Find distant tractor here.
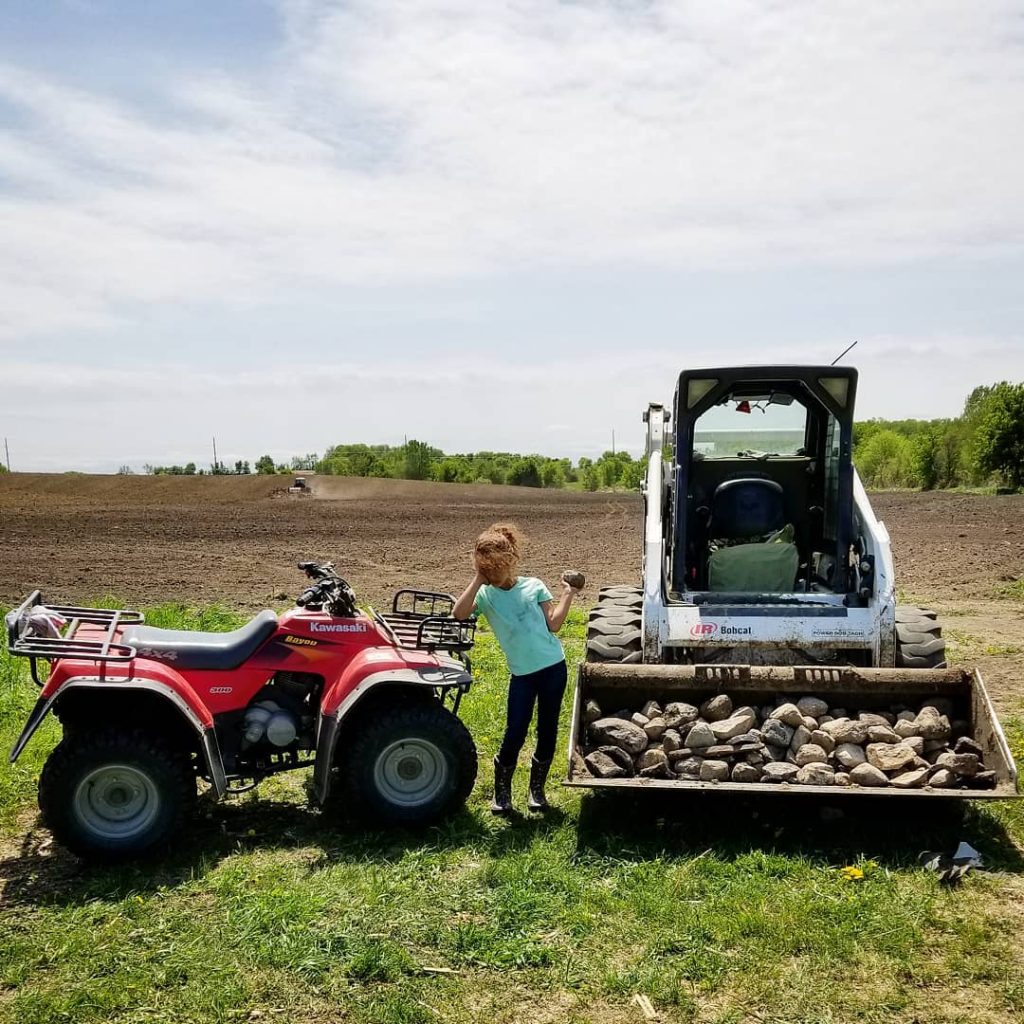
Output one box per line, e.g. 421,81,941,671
288,476,310,496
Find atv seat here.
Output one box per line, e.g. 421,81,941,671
120,609,279,670
707,479,799,593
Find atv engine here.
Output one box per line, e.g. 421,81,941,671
241,672,322,751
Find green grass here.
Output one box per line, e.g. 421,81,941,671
997,578,1024,602
2,604,1024,1023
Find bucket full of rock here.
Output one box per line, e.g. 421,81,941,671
566,663,1019,799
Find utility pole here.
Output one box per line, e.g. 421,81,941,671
3,437,10,472
212,436,219,473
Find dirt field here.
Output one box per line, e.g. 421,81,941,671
1,475,1021,610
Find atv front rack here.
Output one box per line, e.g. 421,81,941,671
378,590,476,654
5,590,144,685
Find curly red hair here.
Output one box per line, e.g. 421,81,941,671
474,522,524,577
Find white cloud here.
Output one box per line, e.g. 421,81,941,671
1,1,1024,341
3,337,1021,472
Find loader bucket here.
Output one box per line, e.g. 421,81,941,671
566,663,1019,799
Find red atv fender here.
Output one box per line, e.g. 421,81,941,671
312,646,471,804
9,658,229,797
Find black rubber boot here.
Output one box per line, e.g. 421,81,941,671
491,757,515,816
527,757,553,812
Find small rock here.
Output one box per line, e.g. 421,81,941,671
968,770,996,789
866,742,917,773
644,717,667,741
663,702,699,729
823,718,869,745
867,725,900,744
810,729,835,754
700,695,733,722
640,700,662,719
935,751,980,777
661,729,683,754
849,763,889,787
834,771,852,787
584,750,626,778
699,759,731,782
896,710,916,723
834,743,867,769
729,731,762,746
915,706,951,741
904,736,925,756
590,717,649,755
631,712,650,728
795,743,828,766
954,736,984,757
858,712,890,728
801,715,819,731
710,712,757,741
797,696,830,718
684,721,716,748
789,725,812,752
745,751,766,767
704,745,739,759
595,746,634,774
796,763,835,786
761,719,794,747
891,767,929,789
818,715,834,726
928,768,957,788
731,762,761,783
637,748,670,777
673,756,704,778
893,719,918,739
584,700,603,725
763,743,788,762
762,762,799,783
770,703,804,728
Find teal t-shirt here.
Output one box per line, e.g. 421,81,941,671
474,576,565,677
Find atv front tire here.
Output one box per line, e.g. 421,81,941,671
39,728,196,861
339,702,477,827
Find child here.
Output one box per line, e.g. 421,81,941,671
452,523,581,814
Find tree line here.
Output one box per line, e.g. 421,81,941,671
131,379,1023,492
854,381,1024,491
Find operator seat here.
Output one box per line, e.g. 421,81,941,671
120,609,279,671
706,479,799,593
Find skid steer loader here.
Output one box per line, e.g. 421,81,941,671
567,366,1018,798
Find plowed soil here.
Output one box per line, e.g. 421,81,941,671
1,476,1021,612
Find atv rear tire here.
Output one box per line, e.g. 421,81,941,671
339,702,477,827
587,586,642,664
39,728,196,861
895,606,947,669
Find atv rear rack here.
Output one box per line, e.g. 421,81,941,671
378,590,476,654
5,590,144,685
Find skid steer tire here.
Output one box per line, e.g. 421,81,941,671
587,587,642,665
895,606,946,669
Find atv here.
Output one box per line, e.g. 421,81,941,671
5,562,478,860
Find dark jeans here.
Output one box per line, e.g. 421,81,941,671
496,659,568,766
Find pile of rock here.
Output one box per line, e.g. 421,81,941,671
581,693,995,789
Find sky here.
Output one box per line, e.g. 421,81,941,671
1,0,1023,472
